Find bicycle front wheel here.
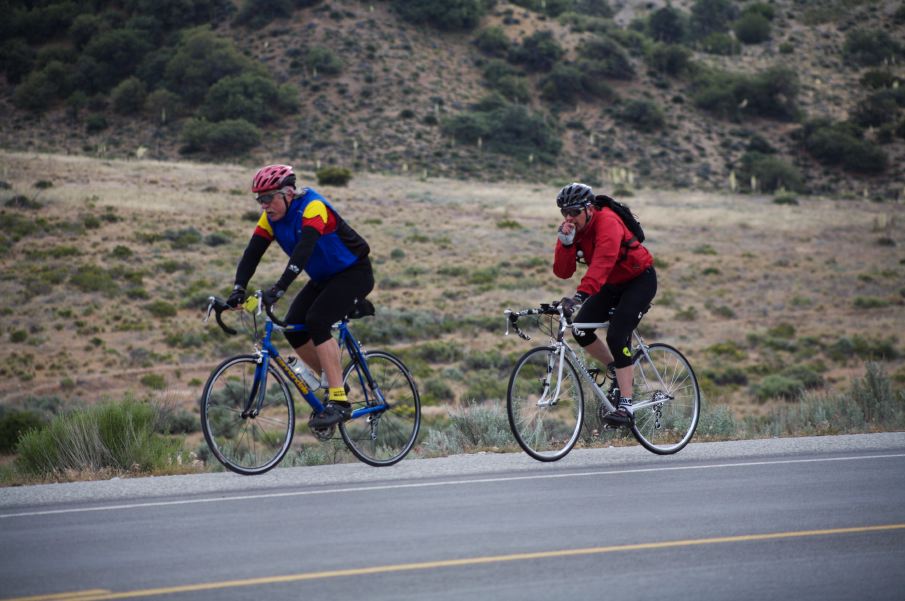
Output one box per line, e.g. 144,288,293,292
630,343,700,455
507,346,584,462
340,350,421,466
200,355,295,475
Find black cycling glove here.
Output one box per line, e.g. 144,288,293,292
226,285,246,308
261,285,285,307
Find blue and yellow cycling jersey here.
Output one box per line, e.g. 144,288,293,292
253,188,369,282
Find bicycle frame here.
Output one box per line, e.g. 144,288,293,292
507,307,671,415
247,317,390,421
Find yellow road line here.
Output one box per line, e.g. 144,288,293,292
6,524,905,601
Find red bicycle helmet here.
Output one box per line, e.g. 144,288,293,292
252,164,296,194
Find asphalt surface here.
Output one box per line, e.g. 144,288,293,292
1,433,904,601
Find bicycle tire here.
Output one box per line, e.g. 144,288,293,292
507,346,584,462
630,343,700,455
339,350,421,466
200,355,295,475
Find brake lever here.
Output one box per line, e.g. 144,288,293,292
204,296,216,323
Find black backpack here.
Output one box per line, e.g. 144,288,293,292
593,194,645,249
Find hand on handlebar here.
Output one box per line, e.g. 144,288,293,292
261,285,285,307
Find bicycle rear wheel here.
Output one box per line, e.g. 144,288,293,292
340,350,421,466
630,343,700,455
200,355,295,475
507,346,584,462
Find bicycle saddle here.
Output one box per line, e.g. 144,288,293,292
346,298,375,320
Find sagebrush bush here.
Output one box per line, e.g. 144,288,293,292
648,5,686,43
621,99,666,132
843,29,903,66
800,120,888,174
316,167,353,187
693,67,798,121
110,76,147,115
647,44,692,77
734,12,770,44
578,36,635,80
737,151,803,193
393,0,490,31
181,118,261,155
474,27,510,56
0,409,46,454
508,30,564,72
14,400,181,477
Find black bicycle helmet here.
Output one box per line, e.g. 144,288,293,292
556,183,595,209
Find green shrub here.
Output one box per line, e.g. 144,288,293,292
234,0,294,30
181,118,261,155
70,265,118,295
163,227,203,249
304,46,343,75
145,300,178,318
111,76,148,115
751,374,803,401
647,43,692,77
442,103,561,162
82,28,152,90
316,167,353,186
144,89,184,123
12,61,70,112
0,410,46,454
843,29,903,66
733,12,770,44
202,73,296,124
692,66,798,121
540,63,614,105
509,30,564,72
648,5,686,43
737,152,803,193
14,400,180,477
140,373,167,390
0,38,36,84
852,90,901,128
393,0,490,31
474,27,510,56
699,32,739,55
690,0,738,38
482,60,531,103
578,36,635,80
800,120,888,174
851,363,904,425
165,27,261,105
621,99,666,132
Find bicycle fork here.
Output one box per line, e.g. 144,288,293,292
536,345,567,407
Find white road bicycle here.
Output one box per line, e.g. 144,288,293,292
503,302,701,461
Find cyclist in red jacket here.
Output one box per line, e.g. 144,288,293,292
553,183,657,426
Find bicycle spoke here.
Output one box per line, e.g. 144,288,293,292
201,356,295,475
630,344,700,455
507,347,584,461
340,351,420,466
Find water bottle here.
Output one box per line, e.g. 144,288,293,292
286,356,322,391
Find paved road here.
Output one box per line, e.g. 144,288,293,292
1,433,904,601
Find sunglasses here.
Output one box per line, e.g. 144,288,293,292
256,191,283,205
561,207,584,218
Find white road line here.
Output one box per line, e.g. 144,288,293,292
2,453,903,519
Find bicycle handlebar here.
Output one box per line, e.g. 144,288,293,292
205,290,287,335
503,302,564,341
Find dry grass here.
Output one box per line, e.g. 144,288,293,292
0,149,903,429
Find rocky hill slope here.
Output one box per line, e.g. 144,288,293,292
1,0,903,198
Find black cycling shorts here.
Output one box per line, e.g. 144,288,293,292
572,267,657,368
283,259,374,347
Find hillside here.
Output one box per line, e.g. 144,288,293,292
1,0,904,198
1,149,903,422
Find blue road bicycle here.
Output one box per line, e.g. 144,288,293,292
201,292,421,475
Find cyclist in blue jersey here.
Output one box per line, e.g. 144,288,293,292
226,164,374,429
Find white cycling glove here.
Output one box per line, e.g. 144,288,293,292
557,224,575,246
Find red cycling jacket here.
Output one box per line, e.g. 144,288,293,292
553,207,654,296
